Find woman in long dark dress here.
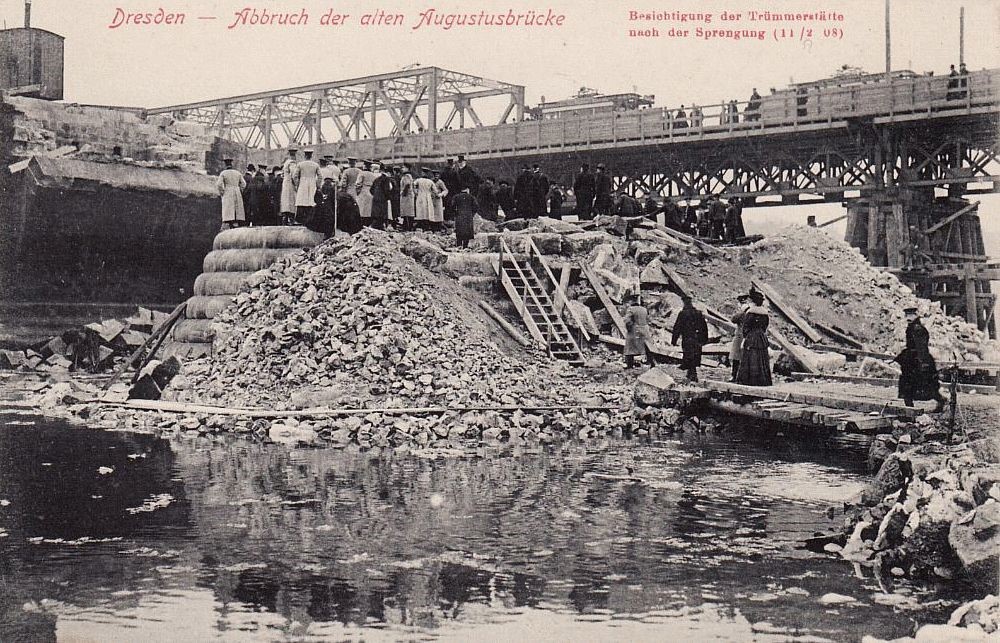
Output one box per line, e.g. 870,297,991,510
736,289,772,386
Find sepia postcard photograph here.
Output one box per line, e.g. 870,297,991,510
0,0,998,641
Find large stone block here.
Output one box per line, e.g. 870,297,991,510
563,231,611,255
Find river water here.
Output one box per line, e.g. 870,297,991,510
0,411,976,642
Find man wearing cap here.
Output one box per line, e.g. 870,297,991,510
280,148,299,225
319,156,340,184
672,294,709,382
574,163,596,220
624,293,655,369
431,169,449,229
216,158,247,230
398,164,416,230
357,161,376,225
414,167,436,228
895,307,946,411
370,163,392,230
291,150,321,225
594,164,614,216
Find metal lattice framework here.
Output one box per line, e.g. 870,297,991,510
145,67,525,149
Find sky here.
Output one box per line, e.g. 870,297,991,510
5,0,998,109
4,0,1000,275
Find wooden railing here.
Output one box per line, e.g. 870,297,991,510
327,69,1000,162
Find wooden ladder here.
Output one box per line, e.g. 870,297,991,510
493,238,588,366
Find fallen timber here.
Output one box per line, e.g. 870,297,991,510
786,371,999,395
701,379,921,418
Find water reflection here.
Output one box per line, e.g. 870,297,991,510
0,414,969,641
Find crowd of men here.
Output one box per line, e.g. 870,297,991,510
217,153,746,244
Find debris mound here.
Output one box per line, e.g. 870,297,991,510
168,229,635,446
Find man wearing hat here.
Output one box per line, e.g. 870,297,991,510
280,148,299,225
528,163,550,219
594,164,614,216
457,154,481,193
216,158,247,230
496,179,515,220
440,158,461,218
895,307,946,411
413,167,436,227
389,165,403,228
340,158,361,200
573,163,596,220
268,166,283,223
672,293,709,382
291,150,321,225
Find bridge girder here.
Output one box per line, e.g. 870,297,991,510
145,67,526,149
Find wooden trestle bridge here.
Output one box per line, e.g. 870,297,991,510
149,67,1000,336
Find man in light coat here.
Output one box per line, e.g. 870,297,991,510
292,150,321,225
280,148,299,225
217,158,246,230
340,157,361,198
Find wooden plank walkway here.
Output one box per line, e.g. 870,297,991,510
701,379,922,419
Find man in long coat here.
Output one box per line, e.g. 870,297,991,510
574,163,596,219
340,157,362,199
477,177,498,222
513,166,532,219
529,164,550,218
389,166,402,227
413,168,436,228
896,307,946,411
671,294,709,382
624,294,655,369
292,150,321,225
280,149,299,225
440,158,462,218
431,170,448,228
594,164,614,216
268,166,283,222
496,180,515,219
398,165,416,230
452,187,479,248
356,161,377,224
369,163,392,230
217,158,247,230
246,166,271,226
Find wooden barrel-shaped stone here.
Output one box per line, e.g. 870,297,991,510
202,248,302,273
185,295,235,320
213,226,325,250
193,271,254,297
171,318,216,344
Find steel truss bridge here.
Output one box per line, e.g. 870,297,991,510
145,67,525,149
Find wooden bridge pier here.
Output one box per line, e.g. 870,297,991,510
844,188,997,338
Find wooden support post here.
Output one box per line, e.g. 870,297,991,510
103,302,187,391
582,266,628,337
479,300,531,347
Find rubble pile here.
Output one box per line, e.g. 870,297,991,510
0,308,167,374
5,95,215,172
840,422,999,592
461,216,999,370
166,229,640,447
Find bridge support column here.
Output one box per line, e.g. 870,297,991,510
845,189,995,338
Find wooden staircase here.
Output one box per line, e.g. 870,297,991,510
492,237,589,366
